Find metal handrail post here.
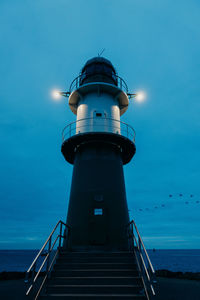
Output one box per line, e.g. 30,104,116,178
131,222,134,248
139,237,141,251
67,227,71,250
128,220,156,298
138,236,143,275
59,222,62,249
46,237,51,274
133,219,155,274
25,220,71,298
31,264,36,288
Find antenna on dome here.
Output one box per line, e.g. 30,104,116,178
98,48,105,57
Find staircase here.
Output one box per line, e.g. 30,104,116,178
25,221,156,300
40,251,147,299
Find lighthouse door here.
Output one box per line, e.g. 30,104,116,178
89,206,107,245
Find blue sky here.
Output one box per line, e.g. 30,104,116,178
0,0,200,249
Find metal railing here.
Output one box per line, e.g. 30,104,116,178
128,220,156,299
62,117,135,143
69,74,128,94
25,220,70,300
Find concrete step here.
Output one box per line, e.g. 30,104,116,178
51,269,139,277
38,251,147,299
48,276,142,285
54,263,137,270
59,252,133,258
46,284,144,294
56,257,135,264
40,293,146,299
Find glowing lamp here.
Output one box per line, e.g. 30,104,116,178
52,90,62,100
135,91,146,102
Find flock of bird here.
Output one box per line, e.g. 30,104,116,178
133,193,200,213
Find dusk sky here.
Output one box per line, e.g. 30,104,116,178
0,0,200,249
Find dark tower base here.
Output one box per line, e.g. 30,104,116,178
62,133,136,251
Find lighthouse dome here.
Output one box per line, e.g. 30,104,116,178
80,57,117,86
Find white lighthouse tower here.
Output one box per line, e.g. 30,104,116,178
61,57,136,250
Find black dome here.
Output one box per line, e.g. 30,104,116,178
80,57,117,86
82,57,116,73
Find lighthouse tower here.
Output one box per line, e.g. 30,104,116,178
61,57,136,251
25,57,156,300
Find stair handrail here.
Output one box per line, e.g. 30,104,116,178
25,220,70,299
128,219,156,297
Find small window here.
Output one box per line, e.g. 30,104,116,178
96,112,102,117
94,195,103,202
94,208,103,215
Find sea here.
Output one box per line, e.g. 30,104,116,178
0,249,200,273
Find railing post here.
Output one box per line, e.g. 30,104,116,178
139,238,142,252
46,237,51,273
138,238,143,274
59,222,62,249
67,227,71,250
31,264,36,287
131,223,134,248
128,220,156,298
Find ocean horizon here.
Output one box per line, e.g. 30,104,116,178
0,249,200,273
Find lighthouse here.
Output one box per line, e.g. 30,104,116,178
61,57,136,251
25,58,157,299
